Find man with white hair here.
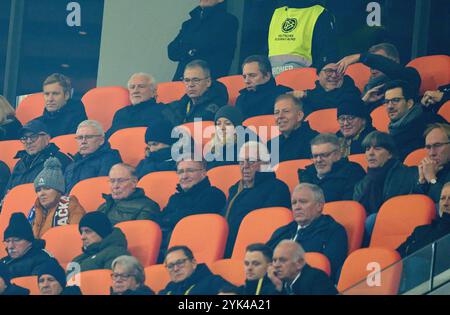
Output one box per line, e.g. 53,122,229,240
106,73,165,138
64,120,122,192
224,141,291,257
268,240,337,295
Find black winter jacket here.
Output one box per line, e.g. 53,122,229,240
240,275,280,295
281,264,338,295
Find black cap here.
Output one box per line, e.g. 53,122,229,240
37,260,67,288
78,212,113,239
4,213,35,242
145,120,176,145
214,105,243,127
20,120,50,136
337,97,370,120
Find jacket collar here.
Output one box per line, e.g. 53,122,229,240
102,187,146,203
72,141,113,161
239,78,277,95
15,143,61,160
82,227,127,255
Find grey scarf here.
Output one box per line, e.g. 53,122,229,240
388,104,423,136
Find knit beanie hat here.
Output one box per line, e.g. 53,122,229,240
4,213,35,242
337,97,370,120
34,157,65,193
78,212,113,239
36,260,67,288
0,263,11,285
214,105,244,127
145,120,176,145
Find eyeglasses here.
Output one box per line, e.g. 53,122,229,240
182,77,209,85
338,115,356,124
75,135,102,141
20,133,47,143
321,68,342,77
384,97,405,105
3,238,24,245
111,273,135,281
425,142,450,150
165,258,190,270
176,168,203,175
311,150,337,160
108,178,132,185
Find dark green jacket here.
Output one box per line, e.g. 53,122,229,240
71,228,130,272
98,188,161,226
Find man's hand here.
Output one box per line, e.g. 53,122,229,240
336,54,361,75
267,264,283,292
288,90,307,99
362,84,385,103
421,90,444,107
420,157,441,182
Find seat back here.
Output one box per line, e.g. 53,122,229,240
16,93,45,125
156,81,186,104
323,201,366,254
407,55,450,95
305,108,340,133
437,100,450,122
275,67,318,91
370,105,389,132
305,252,331,277
337,247,402,295
0,140,22,171
345,63,371,93
370,194,436,249
78,269,111,295
109,127,147,167
11,276,40,295
115,220,162,267
404,148,427,167
42,224,83,269
242,115,279,143
231,207,293,259
217,75,246,106
275,159,313,193
348,153,368,172
69,176,110,212
81,86,130,131
207,165,241,199
169,214,229,264
144,264,171,294
137,171,179,209
50,134,78,156
209,258,245,286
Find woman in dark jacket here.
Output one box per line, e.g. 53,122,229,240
110,255,154,295
0,95,22,141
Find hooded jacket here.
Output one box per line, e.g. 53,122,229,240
266,215,348,282
135,147,176,179
168,2,239,80
64,142,122,193
162,81,228,126
159,263,230,295
71,227,130,272
98,188,161,226
298,158,366,202
0,239,58,278
235,78,292,120
34,99,88,138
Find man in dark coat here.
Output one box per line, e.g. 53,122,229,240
64,120,122,192
0,263,29,295
33,73,87,138
163,60,228,126
267,94,318,163
383,80,446,161
106,73,165,138
225,141,291,257
37,260,82,295
5,120,71,194
168,0,238,81
298,133,366,202
98,163,161,226
0,213,59,279
267,184,348,282
269,240,338,295
159,245,231,295
236,55,292,120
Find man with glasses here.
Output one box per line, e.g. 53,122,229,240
106,73,165,138
97,163,160,226
298,133,365,202
336,97,376,156
0,213,58,278
383,80,446,161
163,60,228,126
64,120,122,192
159,245,230,295
416,123,450,204
4,120,71,196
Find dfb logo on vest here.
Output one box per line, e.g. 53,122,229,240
282,18,297,33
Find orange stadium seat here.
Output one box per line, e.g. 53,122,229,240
11,276,40,295
115,220,162,267
144,264,171,294
168,214,228,264
217,75,246,106
156,81,185,104
42,224,82,269
231,207,293,259
404,148,427,167
407,55,450,95
78,269,111,295
50,134,78,156
348,153,368,172
305,108,340,133
137,171,178,209
345,63,371,93
438,100,450,122
109,127,147,167
242,115,279,143
209,258,245,286
207,164,241,198
323,201,366,254
275,67,318,91
69,176,110,212
338,247,402,295
370,195,436,249
370,105,390,132
305,252,331,277
0,140,22,171
81,86,130,131
275,159,313,193
16,93,45,125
